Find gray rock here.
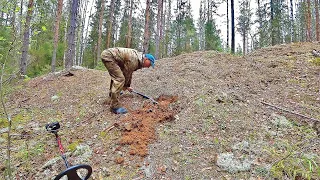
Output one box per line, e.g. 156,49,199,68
0,127,9,134
73,144,93,164
51,95,59,101
271,113,293,128
216,153,252,173
42,156,61,169
232,141,250,152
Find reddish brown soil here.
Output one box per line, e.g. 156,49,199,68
119,95,178,157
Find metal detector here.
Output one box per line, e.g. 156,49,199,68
45,122,92,180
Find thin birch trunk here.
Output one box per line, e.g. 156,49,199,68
78,0,89,65
82,0,95,67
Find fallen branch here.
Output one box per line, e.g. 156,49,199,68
261,101,320,122
103,122,120,132
103,125,115,132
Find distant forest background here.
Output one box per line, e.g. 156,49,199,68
0,0,319,78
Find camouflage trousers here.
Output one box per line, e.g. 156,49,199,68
101,50,125,109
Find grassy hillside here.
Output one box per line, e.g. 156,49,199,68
1,42,320,179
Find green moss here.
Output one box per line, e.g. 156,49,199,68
0,118,9,127
16,142,45,161
67,140,81,152
171,146,181,154
288,78,299,84
309,58,320,66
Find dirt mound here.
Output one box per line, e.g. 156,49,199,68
119,95,178,157
1,42,320,179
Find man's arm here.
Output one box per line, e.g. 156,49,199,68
123,71,133,88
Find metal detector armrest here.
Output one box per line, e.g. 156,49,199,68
46,122,60,132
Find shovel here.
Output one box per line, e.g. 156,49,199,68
131,90,158,104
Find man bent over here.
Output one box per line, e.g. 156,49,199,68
101,47,156,114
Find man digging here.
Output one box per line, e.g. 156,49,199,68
101,47,156,114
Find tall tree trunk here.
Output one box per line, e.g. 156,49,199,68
65,0,79,69
126,0,133,48
156,0,163,58
143,0,151,53
78,0,89,65
315,0,320,41
227,0,229,49
290,0,294,42
20,0,34,75
51,0,64,72
97,0,105,67
257,0,263,47
81,0,95,66
106,0,115,49
165,0,171,56
231,0,235,53
160,0,165,57
271,0,275,45
243,31,246,55
19,0,24,37
76,0,87,66
306,0,312,41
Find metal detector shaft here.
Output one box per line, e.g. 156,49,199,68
131,90,158,104
46,122,69,168
54,132,69,168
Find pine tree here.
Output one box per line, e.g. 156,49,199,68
97,0,105,65
51,0,64,72
155,0,164,58
143,0,151,53
106,0,115,48
231,0,235,53
237,0,252,55
20,0,34,75
65,0,79,69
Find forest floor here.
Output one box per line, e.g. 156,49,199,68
1,42,320,180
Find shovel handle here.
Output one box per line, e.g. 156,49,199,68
131,90,158,104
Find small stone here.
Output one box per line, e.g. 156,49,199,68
115,157,124,164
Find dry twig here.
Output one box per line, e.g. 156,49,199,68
261,101,320,122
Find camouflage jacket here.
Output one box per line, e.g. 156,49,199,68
103,47,144,88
